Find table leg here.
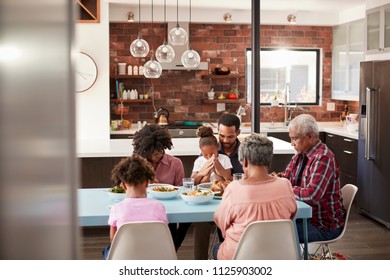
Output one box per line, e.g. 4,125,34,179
303,218,308,260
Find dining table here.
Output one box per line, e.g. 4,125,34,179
78,188,312,259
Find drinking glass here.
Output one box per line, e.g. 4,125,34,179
233,173,244,181
183,177,195,192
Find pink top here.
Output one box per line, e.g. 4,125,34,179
155,154,184,186
108,198,168,228
214,177,297,260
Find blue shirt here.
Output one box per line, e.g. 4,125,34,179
218,140,243,174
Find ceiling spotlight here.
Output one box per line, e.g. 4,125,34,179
287,14,296,24
128,12,135,22
224,13,232,23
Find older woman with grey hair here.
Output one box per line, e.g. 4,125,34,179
213,134,297,260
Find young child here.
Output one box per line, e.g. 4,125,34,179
191,126,233,185
102,155,168,259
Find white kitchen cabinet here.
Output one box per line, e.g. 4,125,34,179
332,19,364,101
365,4,390,54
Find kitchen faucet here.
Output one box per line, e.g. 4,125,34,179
284,83,291,126
236,104,250,123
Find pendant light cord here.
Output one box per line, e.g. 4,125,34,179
151,0,154,52
176,0,179,26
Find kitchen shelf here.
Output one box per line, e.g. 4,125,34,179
203,99,246,104
114,75,145,79
110,99,151,103
75,0,100,23
201,74,245,79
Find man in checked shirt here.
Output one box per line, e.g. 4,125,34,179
282,114,346,243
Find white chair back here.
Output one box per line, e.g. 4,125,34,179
233,219,299,260
107,221,177,260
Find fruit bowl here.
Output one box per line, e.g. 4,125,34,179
214,66,231,75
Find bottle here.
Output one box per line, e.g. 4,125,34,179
127,65,132,75
133,65,138,75
139,66,144,75
340,105,349,125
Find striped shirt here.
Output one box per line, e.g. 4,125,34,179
284,141,345,231
155,154,185,186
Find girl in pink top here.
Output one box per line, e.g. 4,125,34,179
102,155,168,259
132,124,189,251
213,134,297,260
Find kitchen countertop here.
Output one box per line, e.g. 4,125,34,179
86,121,358,158
110,121,359,139
77,136,295,158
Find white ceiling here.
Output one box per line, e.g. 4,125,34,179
109,0,366,12
108,0,381,25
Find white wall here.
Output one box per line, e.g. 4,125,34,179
75,2,110,140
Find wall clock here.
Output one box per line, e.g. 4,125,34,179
75,51,98,93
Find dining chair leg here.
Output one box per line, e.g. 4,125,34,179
208,227,219,260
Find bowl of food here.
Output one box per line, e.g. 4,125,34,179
214,66,231,75
108,185,126,200
180,189,214,204
147,184,181,200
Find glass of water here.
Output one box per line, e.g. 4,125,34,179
233,173,244,181
183,177,195,192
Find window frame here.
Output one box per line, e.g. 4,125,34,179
246,47,321,106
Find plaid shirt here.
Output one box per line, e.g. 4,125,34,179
284,141,345,231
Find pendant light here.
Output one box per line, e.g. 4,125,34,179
155,0,175,63
168,0,188,45
181,0,200,69
130,0,149,57
144,0,162,78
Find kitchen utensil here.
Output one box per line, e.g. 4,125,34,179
155,107,170,125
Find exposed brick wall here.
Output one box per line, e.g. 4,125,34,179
110,23,358,125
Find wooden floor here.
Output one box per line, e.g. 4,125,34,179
80,204,390,260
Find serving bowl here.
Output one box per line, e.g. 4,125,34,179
107,185,126,200
180,189,214,204
214,66,231,75
147,183,181,200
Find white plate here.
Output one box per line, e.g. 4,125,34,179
197,182,211,190
147,184,181,200
180,190,214,204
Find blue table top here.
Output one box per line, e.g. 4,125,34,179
78,188,312,226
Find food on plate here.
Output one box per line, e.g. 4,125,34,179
211,180,231,196
109,185,125,193
150,186,179,192
182,189,213,196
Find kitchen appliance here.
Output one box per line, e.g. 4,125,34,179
154,107,169,125
357,60,390,228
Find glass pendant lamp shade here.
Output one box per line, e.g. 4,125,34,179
155,40,175,63
168,25,188,46
130,35,149,57
144,56,162,78
181,48,200,69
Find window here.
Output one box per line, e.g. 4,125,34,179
246,48,321,105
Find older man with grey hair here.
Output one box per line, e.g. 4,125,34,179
284,114,345,243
